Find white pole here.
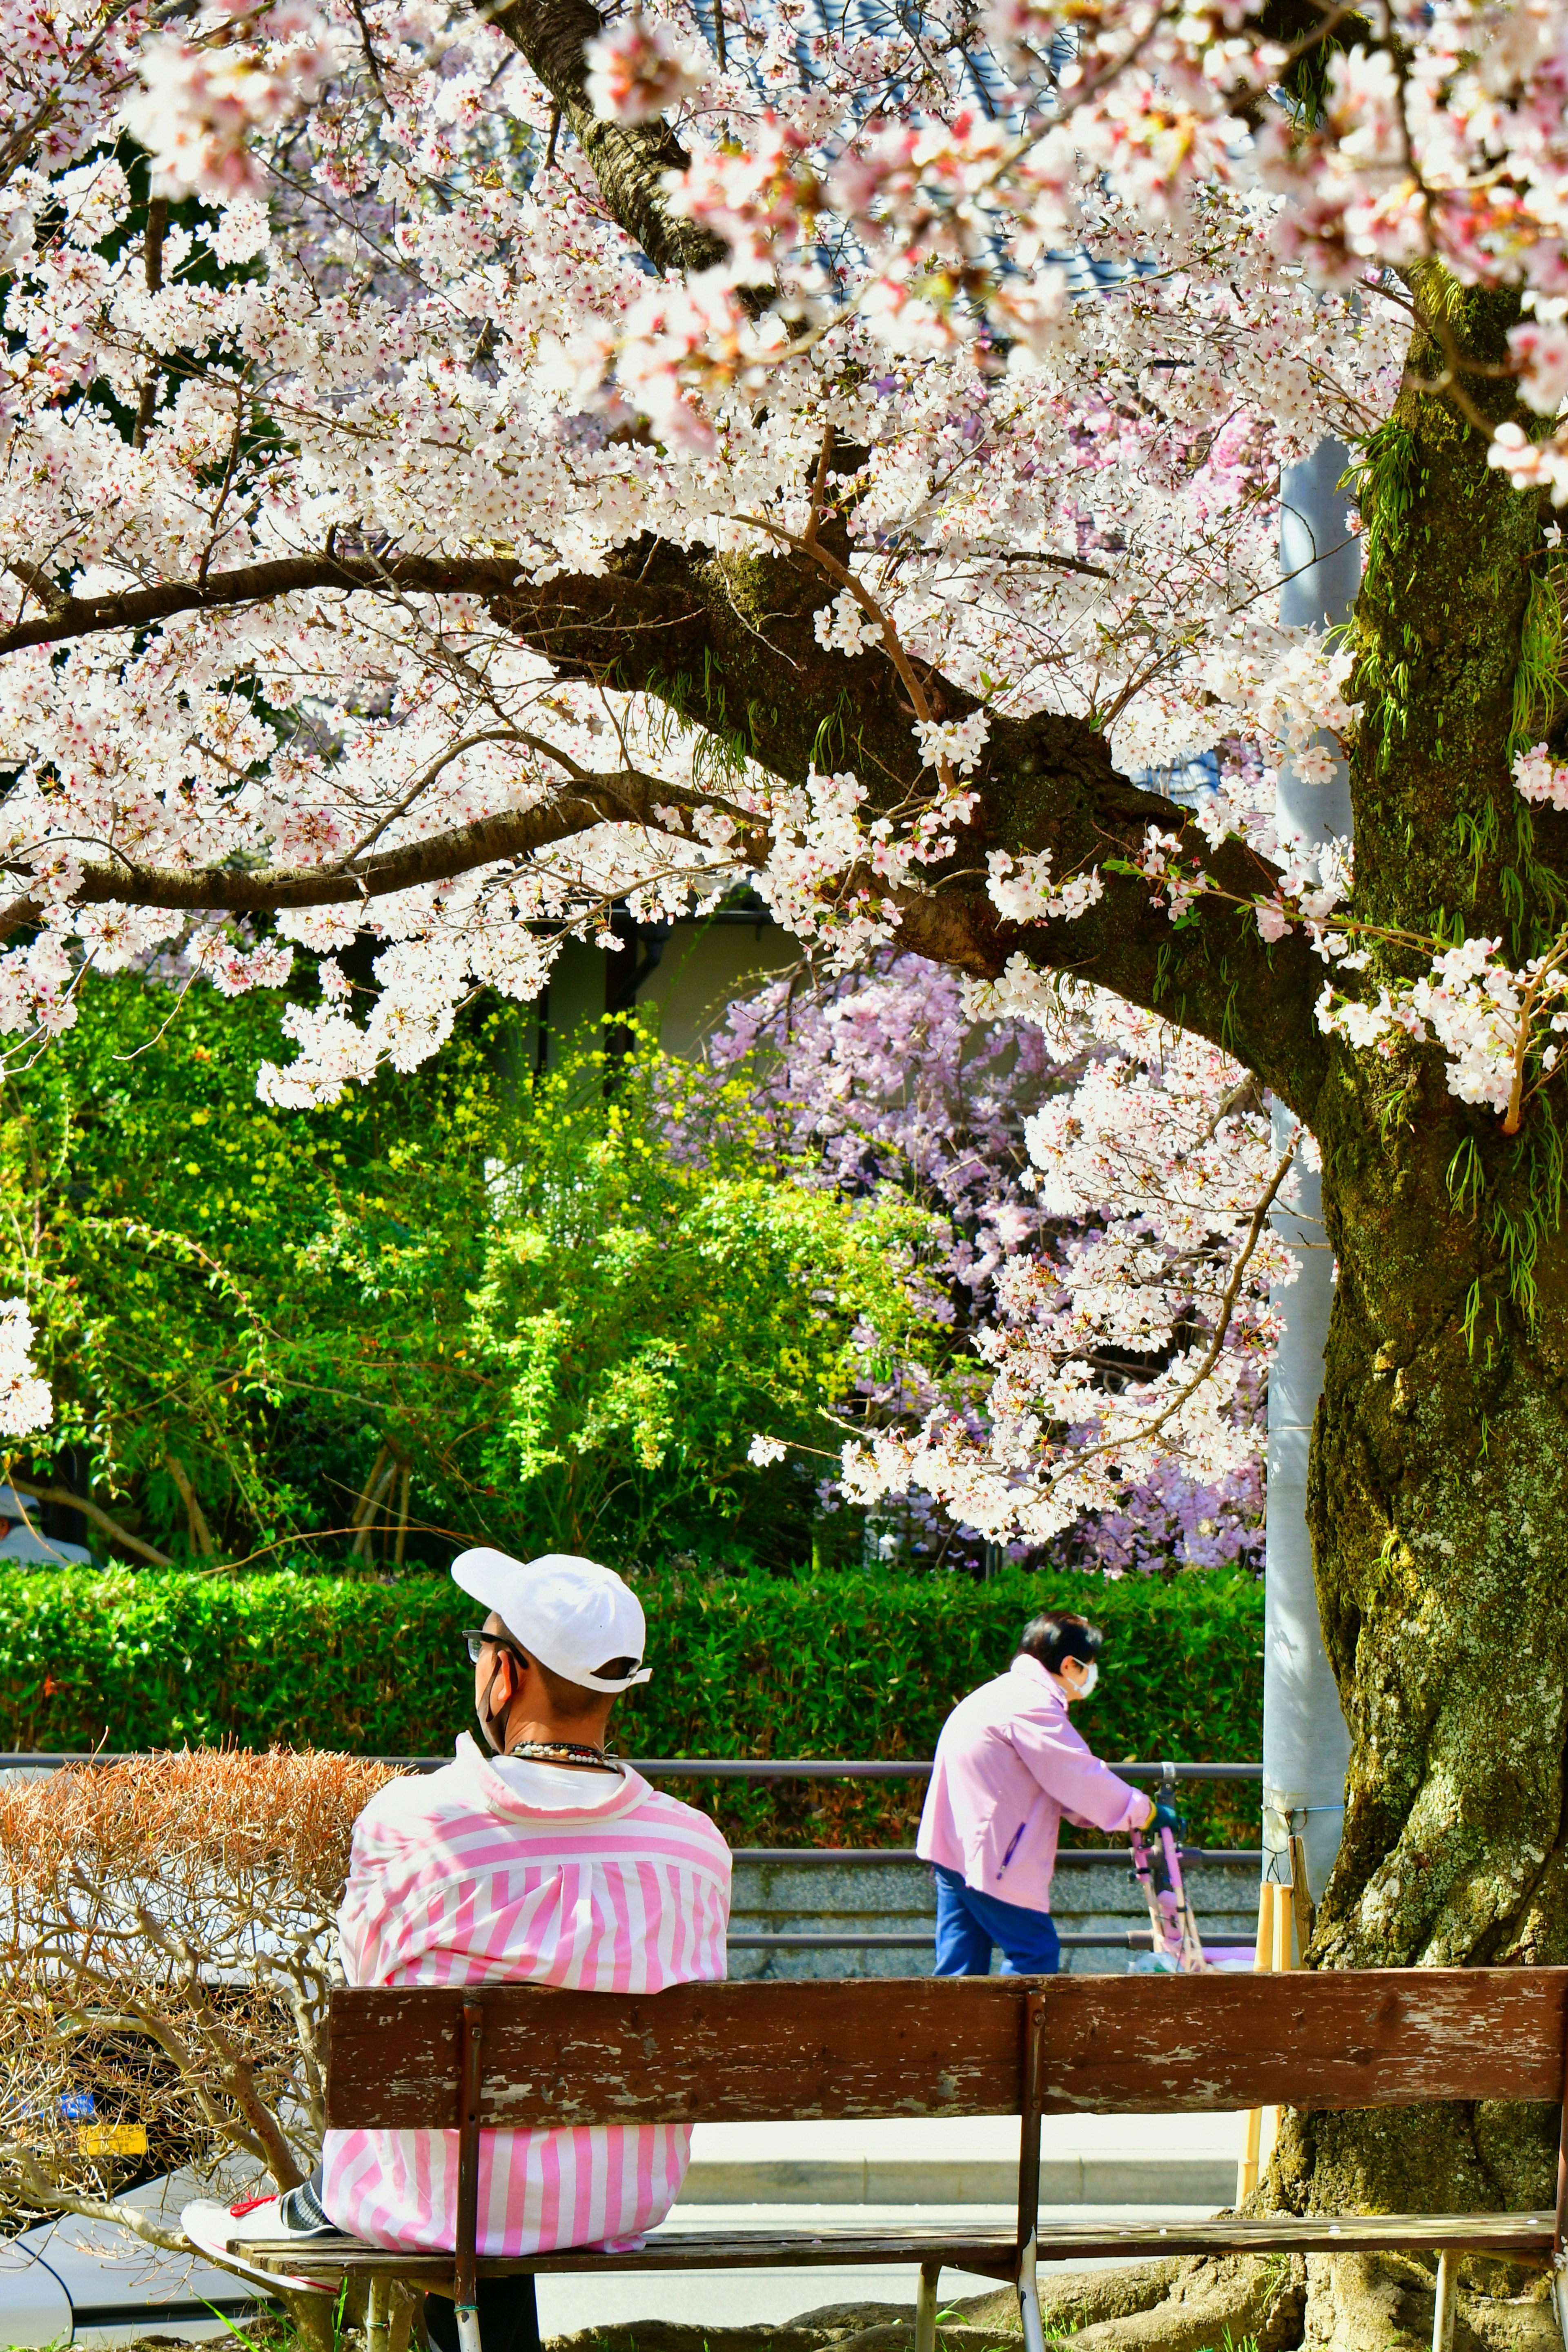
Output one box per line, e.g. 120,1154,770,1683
1263,441,1357,1908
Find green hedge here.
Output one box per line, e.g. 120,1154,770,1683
0,1565,1263,1846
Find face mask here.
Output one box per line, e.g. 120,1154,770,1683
1067,1659,1098,1701
477,1655,510,1755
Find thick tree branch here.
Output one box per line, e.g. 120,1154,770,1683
0,536,1329,1107
0,553,524,656
487,0,733,280
0,774,706,942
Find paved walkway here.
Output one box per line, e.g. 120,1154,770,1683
682,2111,1242,2207
0,2115,1243,2348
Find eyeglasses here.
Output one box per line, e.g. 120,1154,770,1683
462,1627,528,1667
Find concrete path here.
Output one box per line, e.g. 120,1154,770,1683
2,2168,267,2352
682,2112,1243,2208
0,2114,1244,2348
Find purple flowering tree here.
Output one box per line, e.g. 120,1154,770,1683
704,953,1266,1578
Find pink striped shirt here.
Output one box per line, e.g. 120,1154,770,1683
321,1735,731,2256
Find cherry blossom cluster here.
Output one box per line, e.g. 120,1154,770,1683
987,848,1105,925
0,1298,52,1437
1119,742,1568,1131
824,978,1286,1552
1316,931,1568,1126
584,15,702,125
1513,741,1568,812
125,0,336,200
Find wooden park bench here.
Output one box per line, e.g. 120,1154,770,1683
233,1970,1568,2352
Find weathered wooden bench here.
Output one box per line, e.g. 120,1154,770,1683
234,1971,1568,2352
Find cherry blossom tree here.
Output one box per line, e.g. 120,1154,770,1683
0,0,1566,2333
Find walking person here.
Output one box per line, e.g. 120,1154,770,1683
917,1608,1167,1976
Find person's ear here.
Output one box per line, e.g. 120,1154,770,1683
481,1644,515,1736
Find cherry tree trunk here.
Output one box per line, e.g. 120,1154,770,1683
1259,291,1568,2330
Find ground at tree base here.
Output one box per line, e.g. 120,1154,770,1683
116,2252,1563,2352
534,2260,1558,2352
541,2258,1561,2352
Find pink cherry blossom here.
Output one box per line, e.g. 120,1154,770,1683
0,0,1559,1537
584,16,702,125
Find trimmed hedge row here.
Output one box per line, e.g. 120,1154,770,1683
0,1565,1264,1846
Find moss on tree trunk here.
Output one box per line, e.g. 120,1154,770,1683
1254,286,1568,2283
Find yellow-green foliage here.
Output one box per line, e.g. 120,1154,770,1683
0,979,948,1570
466,1036,948,1556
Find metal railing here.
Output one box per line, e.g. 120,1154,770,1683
734,1846,1261,1864
637,1760,1263,1953
1,1753,1265,1777
727,1929,1179,1951
0,1753,1263,1958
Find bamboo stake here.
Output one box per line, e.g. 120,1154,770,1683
1236,1884,1274,2204
164,1454,216,1558
1256,1870,1297,2177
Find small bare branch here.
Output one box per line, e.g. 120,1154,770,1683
0,1466,174,1566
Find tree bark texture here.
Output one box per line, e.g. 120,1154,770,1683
488,0,734,278
1247,293,1568,2330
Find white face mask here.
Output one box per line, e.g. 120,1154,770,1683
1062,1659,1098,1701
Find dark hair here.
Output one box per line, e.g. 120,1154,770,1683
494,1619,637,1721
534,1659,628,1721
1018,1610,1104,1675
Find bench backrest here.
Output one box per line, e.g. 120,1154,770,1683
324,1967,1568,2132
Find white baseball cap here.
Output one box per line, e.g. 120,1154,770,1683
451,1548,652,1693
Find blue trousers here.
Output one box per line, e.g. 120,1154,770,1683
933,1862,1061,1976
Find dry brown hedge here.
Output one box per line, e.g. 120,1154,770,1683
1,1748,400,2239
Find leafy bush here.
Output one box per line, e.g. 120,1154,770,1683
0,982,942,1572
0,1563,1263,1844
466,1040,942,1559
0,976,505,1562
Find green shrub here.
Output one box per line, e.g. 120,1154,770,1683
0,982,948,1575
0,1564,1263,1845
465,1042,943,1560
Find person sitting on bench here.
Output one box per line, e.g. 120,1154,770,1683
918,1607,1159,1977
185,1547,731,2352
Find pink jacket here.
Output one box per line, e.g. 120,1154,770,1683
915,1653,1148,1911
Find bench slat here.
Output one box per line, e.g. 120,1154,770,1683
236,2211,1556,2286
238,2230,1022,2283
324,1969,1568,2130
326,1979,1024,2130
1037,1969,1568,2112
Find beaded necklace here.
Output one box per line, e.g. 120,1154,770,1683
504,1737,624,1775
